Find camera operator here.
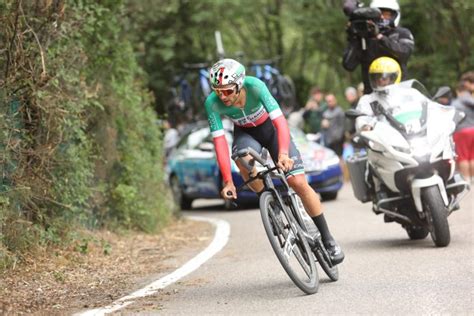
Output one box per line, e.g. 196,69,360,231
342,0,414,94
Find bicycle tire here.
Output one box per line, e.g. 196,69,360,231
287,196,339,282
313,238,339,281
259,191,319,294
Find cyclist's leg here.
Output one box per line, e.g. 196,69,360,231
266,128,344,263
232,128,265,193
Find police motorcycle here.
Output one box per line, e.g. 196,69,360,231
346,79,470,247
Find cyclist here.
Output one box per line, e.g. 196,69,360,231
205,58,344,264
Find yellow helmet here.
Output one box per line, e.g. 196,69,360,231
368,57,402,91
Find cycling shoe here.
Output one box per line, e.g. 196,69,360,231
324,240,345,265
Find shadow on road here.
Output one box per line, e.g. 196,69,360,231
344,237,439,251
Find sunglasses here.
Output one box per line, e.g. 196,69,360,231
214,87,236,97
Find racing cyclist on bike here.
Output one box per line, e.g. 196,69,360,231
204,58,344,264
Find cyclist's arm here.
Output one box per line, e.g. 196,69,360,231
256,79,290,155
205,99,232,184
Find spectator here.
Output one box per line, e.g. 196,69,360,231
452,76,474,182
287,106,305,130
303,87,327,135
344,86,360,154
357,82,365,99
321,93,346,156
163,119,180,158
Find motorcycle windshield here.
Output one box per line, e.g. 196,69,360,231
386,86,427,135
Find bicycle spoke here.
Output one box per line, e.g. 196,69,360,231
292,241,312,278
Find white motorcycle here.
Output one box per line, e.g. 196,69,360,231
346,81,470,247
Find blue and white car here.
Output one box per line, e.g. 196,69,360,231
166,121,343,209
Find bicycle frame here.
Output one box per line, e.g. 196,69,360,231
232,148,302,235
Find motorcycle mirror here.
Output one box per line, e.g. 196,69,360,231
432,86,452,102
453,110,466,126
345,109,364,118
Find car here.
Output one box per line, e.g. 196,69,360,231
166,121,343,209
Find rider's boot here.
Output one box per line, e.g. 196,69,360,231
312,214,345,265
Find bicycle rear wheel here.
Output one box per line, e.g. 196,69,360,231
313,238,339,281
259,192,319,294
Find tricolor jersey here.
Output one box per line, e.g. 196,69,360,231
204,76,290,183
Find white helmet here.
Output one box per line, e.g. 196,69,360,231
209,59,246,91
370,0,400,27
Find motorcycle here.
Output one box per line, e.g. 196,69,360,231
346,80,470,247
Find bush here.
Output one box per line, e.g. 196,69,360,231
0,0,173,269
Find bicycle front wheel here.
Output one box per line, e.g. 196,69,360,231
259,191,319,294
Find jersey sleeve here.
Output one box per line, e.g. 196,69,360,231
205,96,232,184
253,77,290,155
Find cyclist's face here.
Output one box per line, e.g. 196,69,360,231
215,86,237,105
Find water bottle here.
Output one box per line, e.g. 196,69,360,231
294,195,319,239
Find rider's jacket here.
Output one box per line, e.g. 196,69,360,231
205,76,290,183
355,83,433,132
343,26,415,94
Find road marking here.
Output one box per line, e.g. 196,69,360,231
76,216,230,316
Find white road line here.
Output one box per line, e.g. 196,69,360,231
76,216,230,316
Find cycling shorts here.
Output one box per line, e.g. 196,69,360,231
232,118,305,177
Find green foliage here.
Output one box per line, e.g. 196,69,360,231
128,0,473,111
0,0,173,269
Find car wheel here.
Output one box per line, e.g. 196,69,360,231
320,191,338,201
170,176,193,209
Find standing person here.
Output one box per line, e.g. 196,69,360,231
452,75,474,183
321,94,346,157
342,0,414,94
205,59,344,263
163,119,180,158
344,86,359,140
302,87,327,136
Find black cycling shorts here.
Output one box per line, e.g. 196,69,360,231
232,118,305,177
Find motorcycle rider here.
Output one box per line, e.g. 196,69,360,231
354,57,421,218
204,58,344,264
342,0,415,94
355,56,424,131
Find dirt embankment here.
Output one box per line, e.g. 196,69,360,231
0,217,213,314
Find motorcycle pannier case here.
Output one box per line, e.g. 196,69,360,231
347,154,371,202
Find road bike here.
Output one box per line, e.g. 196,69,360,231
183,62,212,118
166,63,212,124
231,147,338,294
248,59,297,111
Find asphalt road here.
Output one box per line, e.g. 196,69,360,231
160,183,473,314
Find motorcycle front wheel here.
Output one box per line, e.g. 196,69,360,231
422,186,450,247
